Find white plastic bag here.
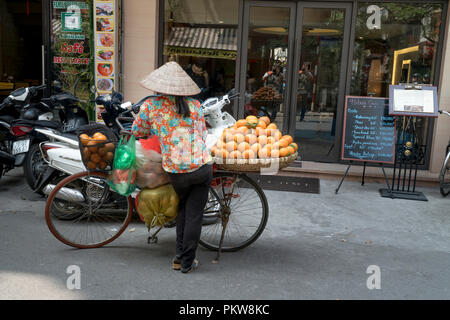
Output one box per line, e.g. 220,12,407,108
135,137,170,189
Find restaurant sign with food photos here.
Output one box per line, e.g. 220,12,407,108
94,0,121,122
49,0,121,121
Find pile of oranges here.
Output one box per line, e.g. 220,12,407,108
211,115,298,161
79,132,115,170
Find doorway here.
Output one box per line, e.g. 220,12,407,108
239,1,352,162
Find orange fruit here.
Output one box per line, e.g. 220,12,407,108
236,126,249,135
234,133,245,144
216,149,228,159
226,141,238,152
289,142,298,152
98,161,108,170
257,135,268,146
215,140,225,149
273,130,282,140
255,127,267,137
251,143,261,155
104,152,114,162
286,146,295,155
87,161,97,170
260,116,271,126
93,132,107,142
237,142,250,153
211,146,219,157
245,115,258,123
79,134,90,145
228,150,241,159
236,119,248,128
104,143,115,152
81,147,91,160
242,149,256,159
267,136,278,145
256,120,267,129
278,139,289,148
245,134,258,145
280,147,289,157
267,123,277,130
258,146,271,158
223,133,234,144
271,141,280,151
97,146,107,156
271,149,280,158
90,153,102,164
86,140,99,153
282,135,293,144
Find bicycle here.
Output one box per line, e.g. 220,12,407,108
44,148,269,260
438,110,450,197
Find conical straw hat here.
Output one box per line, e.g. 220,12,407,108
140,61,201,96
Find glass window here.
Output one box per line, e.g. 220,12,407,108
0,0,43,98
351,2,444,155
162,0,239,105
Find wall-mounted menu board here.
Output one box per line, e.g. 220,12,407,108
341,96,396,164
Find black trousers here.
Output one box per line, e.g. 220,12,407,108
167,163,213,269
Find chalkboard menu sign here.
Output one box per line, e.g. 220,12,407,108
341,96,396,164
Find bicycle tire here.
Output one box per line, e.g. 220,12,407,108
440,152,450,197
199,172,269,252
45,171,134,249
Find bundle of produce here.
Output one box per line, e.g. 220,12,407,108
136,184,179,230
251,86,283,101
211,115,298,171
78,124,117,172
135,136,170,189
107,134,137,196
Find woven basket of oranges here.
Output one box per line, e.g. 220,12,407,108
211,115,299,172
77,123,117,172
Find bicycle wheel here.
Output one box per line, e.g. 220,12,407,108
440,152,450,197
45,171,134,248
199,173,269,252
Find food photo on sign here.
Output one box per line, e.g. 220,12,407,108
97,49,114,61
97,78,114,91
97,63,114,77
96,17,114,32
97,33,114,47
96,3,114,16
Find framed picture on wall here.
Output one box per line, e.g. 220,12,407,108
389,84,438,117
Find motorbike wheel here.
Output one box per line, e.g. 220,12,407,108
23,143,47,194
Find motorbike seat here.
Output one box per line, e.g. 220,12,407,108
13,119,61,130
0,115,15,123
61,132,78,141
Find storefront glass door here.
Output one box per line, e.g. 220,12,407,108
239,1,296,134
240,1,352,162
290,3,352,162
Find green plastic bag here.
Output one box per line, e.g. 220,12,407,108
136,184,179,229
107,135,137,196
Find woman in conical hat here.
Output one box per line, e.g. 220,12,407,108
132,61,212,273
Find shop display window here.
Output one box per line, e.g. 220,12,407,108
351,2,444,150
162,0,239,108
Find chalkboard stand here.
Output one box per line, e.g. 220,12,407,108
335,161,392,195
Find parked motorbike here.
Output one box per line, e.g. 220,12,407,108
21,81,89,193
34,91,138,195
0,84,55,180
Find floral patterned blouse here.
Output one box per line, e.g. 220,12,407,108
131,95,211,173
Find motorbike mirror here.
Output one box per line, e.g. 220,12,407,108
52,80,62,92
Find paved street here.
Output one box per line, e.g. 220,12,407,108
0,168,449,300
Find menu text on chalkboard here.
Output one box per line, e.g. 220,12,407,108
341,96,396,164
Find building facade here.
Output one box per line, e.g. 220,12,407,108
43,0,450,180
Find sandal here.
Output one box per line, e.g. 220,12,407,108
181,259,199,274
172,256,181,270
